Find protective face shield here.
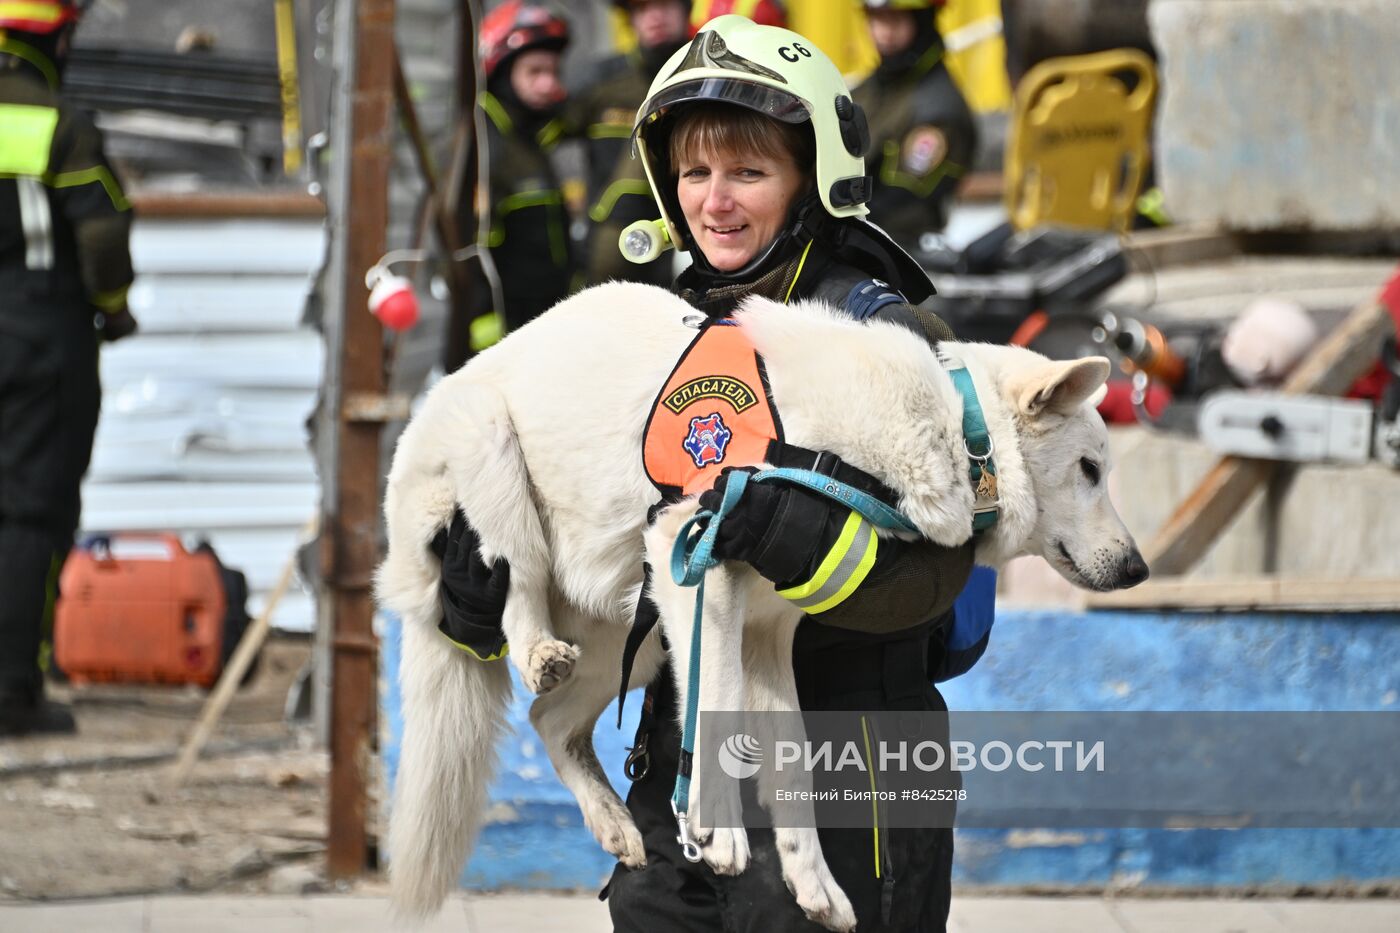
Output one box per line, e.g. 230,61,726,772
622,14,872,264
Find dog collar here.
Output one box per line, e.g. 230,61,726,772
942,358,1000,534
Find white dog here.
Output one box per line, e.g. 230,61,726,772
377,281,1146,930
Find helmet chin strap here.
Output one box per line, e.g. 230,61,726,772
674,185,935,305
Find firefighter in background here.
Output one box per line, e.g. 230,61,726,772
0,0,137,735
853,0,977,243
448,0,574,372
688,0,786,35
568,0,691,288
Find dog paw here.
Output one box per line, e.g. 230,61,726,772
777,830,857,933
523,639,578,695
583,799,646,869
701,826,750,876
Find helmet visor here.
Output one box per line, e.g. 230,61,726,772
634,77,811,138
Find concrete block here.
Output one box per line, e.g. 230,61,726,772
1263,900,1400,932
952,896,1121,932
308,896,470,933
0,900,146,933
1105,426,1400,582
1150,0,1400,231
1111,898,1288,932
464,894,611,933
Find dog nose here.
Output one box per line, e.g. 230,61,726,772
1120,551,1150,588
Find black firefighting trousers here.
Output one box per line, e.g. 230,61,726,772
0,305,99,699
605,629,955,933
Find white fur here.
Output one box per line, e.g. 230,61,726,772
377,282,1144,928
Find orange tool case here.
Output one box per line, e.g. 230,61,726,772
54,534,234,689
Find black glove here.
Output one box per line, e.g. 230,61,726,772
430,509,511,659
697,466,831,587
98,307,139,343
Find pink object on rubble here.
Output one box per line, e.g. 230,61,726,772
1220,297,1319,387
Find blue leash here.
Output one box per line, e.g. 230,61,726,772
666,467,918,862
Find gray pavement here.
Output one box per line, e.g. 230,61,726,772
1,894,1399,932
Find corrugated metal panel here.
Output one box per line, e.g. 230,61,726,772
81,215,325,632
129,276,310,332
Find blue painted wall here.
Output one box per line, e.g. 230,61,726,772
380,612,641,890
381,608,1400,891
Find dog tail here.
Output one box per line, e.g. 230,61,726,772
388,605,512,918
378,379,547,918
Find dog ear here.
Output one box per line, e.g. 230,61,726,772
1009,357,1112,418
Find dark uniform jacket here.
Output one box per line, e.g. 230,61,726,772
566,48,678,289
852,37,977,245
458,86,575,363
0,38,132,338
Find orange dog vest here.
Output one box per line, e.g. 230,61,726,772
643,322,782,498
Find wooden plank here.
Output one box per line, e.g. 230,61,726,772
1142,457,1275,577
1120,225,1242,269
167,532,307,786
1086,577,1400,612
1143,278,1397,577
1279,297,1394,396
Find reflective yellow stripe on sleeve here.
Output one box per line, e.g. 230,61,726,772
536,117,564,150
92,283,131,313
586,122,631,140
776,511,879,615
50,166,131,212
479,92,512,133
0,35,59,89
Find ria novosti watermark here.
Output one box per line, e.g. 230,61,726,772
696,711,1400,830
767,737,1104,774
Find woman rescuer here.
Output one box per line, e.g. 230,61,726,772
431,15,998,933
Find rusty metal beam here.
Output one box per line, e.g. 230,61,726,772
441,0,480,374
325,0,396,880
130,190,326,218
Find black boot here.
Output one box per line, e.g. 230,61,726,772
0,689,77,737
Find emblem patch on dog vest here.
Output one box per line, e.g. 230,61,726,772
663,375,759,414
683,412,732,468
644,323,780,497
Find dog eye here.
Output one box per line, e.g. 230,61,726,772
1080,458,1101,485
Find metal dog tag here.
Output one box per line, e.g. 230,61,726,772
976,470,998,500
